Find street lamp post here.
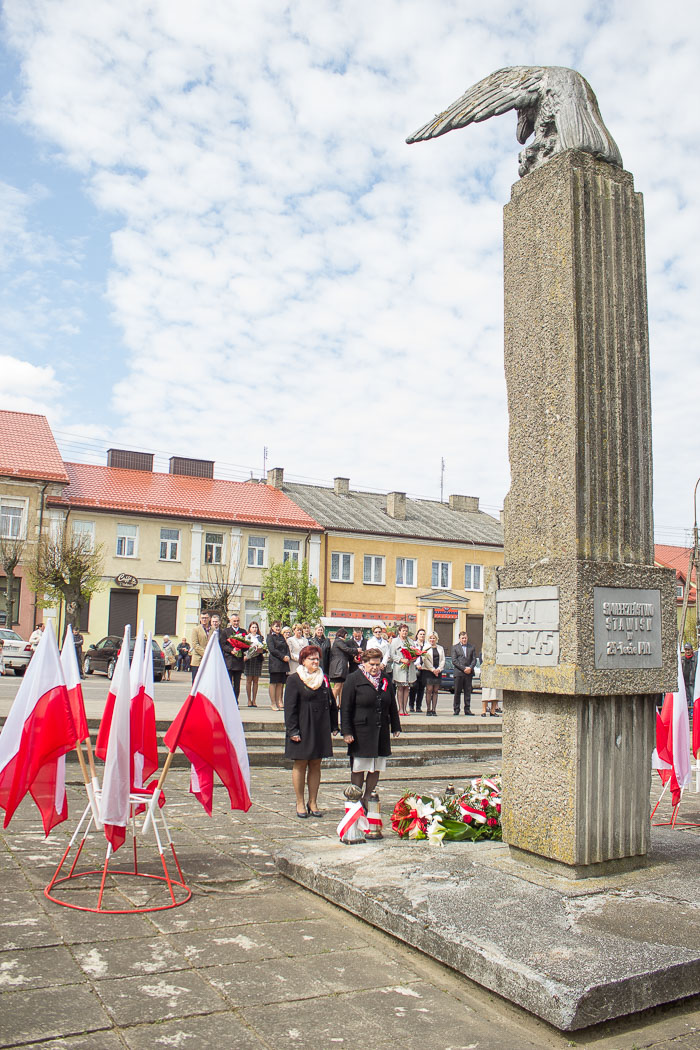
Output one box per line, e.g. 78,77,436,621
678,476,700,649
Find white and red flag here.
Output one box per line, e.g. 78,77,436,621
100,626,132,852
129,628,158,791
60,625,89,743
693,674,700,761
0,622,77,834
164,632,251,815
652,648,691,806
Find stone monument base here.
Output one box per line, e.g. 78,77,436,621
275,826,700,1031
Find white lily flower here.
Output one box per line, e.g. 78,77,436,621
426,816,446,845
415,798,435,820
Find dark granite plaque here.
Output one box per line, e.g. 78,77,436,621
593,587,662,669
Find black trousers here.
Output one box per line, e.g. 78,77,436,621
229,668,242,702
453,673,473,713
409,677,425,710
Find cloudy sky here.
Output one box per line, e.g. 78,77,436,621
0,0,698,541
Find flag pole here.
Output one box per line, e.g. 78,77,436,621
141,750,176,836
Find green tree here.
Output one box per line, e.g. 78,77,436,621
27,527,105,637
260,559,323,626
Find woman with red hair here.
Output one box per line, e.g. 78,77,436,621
284,645,339,817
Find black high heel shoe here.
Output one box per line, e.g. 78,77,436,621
296,808,308,818
306,802,323,818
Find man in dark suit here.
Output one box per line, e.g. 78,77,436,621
451,631,476,716
347,626,364,669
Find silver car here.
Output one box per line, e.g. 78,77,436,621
0,628,32,676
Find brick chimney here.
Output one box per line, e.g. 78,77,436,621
267,467,284,489
449,494,479,513
334,477,350,496
387,491,406,520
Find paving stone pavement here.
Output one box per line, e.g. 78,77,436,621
1,762,699,1050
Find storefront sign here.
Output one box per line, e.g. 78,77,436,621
432,606,458,619
114,573,139,588
330,609,417,624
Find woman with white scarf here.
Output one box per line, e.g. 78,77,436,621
284,645,339,818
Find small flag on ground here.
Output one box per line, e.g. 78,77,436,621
164,632,251,815
100,627,132,851
0,622,77,834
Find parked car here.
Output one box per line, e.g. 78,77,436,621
438,655,481,693
83,635,165,681
0,628,32,676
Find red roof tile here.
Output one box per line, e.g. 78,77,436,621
49,462,322,530
655,544,697,602
0,411,69,484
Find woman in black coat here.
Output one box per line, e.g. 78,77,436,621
329,627,354,708
284,645,339,817
341,648,400,807
266,620,290,711
312,624,331,676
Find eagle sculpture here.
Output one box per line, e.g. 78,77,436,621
406,66,622,177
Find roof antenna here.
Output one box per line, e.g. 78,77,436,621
440,457,445,503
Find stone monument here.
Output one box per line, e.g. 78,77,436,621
408,66,676,876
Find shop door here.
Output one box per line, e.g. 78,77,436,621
466,615,484,658
434,620,454,652
108,589,138,636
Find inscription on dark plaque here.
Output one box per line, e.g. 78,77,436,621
593,587,662,669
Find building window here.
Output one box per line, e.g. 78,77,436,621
204,532,224,564
330,552,353,582
0,500,24,540
248,535,266,567
464,564,483,591
396,557,417,587
116,523,138,558
159,528,180,561
363,555,385,585
432,561,451,588
283,539,301,567
71,520,95,552
155,595,178,635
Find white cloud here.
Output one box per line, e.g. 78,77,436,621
0,354,62,417
2,0,699,534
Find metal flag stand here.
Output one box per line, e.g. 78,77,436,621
651,781,700,830
44,789,191,914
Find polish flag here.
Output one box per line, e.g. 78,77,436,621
129,629,158,791
60,625,89,743
652,649,691,806
691,677,700,761
0,622,77,834
164,632,251,815
100,627,132,851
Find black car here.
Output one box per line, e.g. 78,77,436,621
83,635,165,682
438,655,481,693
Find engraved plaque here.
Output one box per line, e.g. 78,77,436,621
594,587,662,669
496,586,560,666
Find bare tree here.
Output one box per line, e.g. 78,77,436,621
27,527,105,636
0,535,26,627
201,539,246,622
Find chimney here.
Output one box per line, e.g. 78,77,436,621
448,494,479,513
107,449,154,472
387,491,406,520
169,456,214,479
267,467,284,489
334,477,350,497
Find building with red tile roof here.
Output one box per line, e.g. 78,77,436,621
0,411,69,484
51,462,321,530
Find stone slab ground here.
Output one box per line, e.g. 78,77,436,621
276,807,700,1031
0,764,699,1049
